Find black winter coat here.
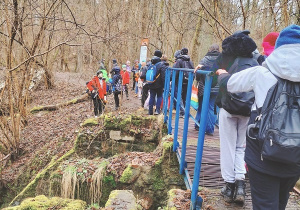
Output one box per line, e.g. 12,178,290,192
173,55,194,85
196,51,220,97
148,57,168,90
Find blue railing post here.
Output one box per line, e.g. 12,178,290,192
169,70,176,137
179,71,194,174
173,71,183,152
163,68,171,123
190,73,213,210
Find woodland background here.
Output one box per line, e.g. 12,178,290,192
0,0,299,165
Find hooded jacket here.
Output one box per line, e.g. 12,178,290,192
214,33,258,109
218,43,300,177
148,56,168,90
173,54,194,85
112,66,122,91
196,51,220,97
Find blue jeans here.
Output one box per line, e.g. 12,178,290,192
135,82,138,94
149,88,163,115
195,92,217,134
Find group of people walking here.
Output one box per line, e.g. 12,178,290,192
86,24,300,209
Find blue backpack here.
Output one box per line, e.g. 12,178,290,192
146,64,160,84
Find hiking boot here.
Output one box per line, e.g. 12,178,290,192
234,180,246,205
221,182,235,203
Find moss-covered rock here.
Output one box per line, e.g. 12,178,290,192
105,190,139,210
3,195,86,210
81,118,99,127
120,164,141,184
165,189,188,210
9,149,75,206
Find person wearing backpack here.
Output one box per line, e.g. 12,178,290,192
212,32,259,205
87,70,107,117
216,24,300,210
173,48,194,117
110,59,119,77
147,53,168,115
112,65,122,110
194,44,220,134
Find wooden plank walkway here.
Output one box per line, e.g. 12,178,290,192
173,116,300,209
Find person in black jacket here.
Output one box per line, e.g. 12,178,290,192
112,65,122,110
148,54,168,115
140,61,149,107
173,48,194,117
110,59,118,77
211,32,258,205
194,44,220,133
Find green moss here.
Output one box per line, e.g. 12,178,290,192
82,118,99,127
100,175,116,206
151,167,165,191
68,98,78,104
9,149,74,206
163,141,173,151
30,106,44,113
3,195,86,210
119,116,132,130
167,189,176,198
104,190,119,207
99,160,109,168
120,165,133,183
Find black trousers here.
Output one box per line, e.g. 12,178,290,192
114,91,121,108
248,166,299,210
123,84,129,98
141,84,149,107
132,72,136,90
92,97,103,116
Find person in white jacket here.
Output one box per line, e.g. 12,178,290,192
216,24,300,210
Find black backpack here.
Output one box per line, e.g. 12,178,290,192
220,57,258,116
249,77,300,166
182,60,193,84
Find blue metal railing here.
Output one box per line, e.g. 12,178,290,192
162,67,213,210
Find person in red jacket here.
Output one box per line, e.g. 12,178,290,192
87,70,107,117
120,64,130,99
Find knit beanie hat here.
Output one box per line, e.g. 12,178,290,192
112,59,117,64
233,30,250,36
122,64,126,69
174,50,181,59
275,24,300,49
154,50,162,58
262,32,279,56
181,47,188,55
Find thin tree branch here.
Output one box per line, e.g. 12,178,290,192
198,0,232,35
9,41,82,72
